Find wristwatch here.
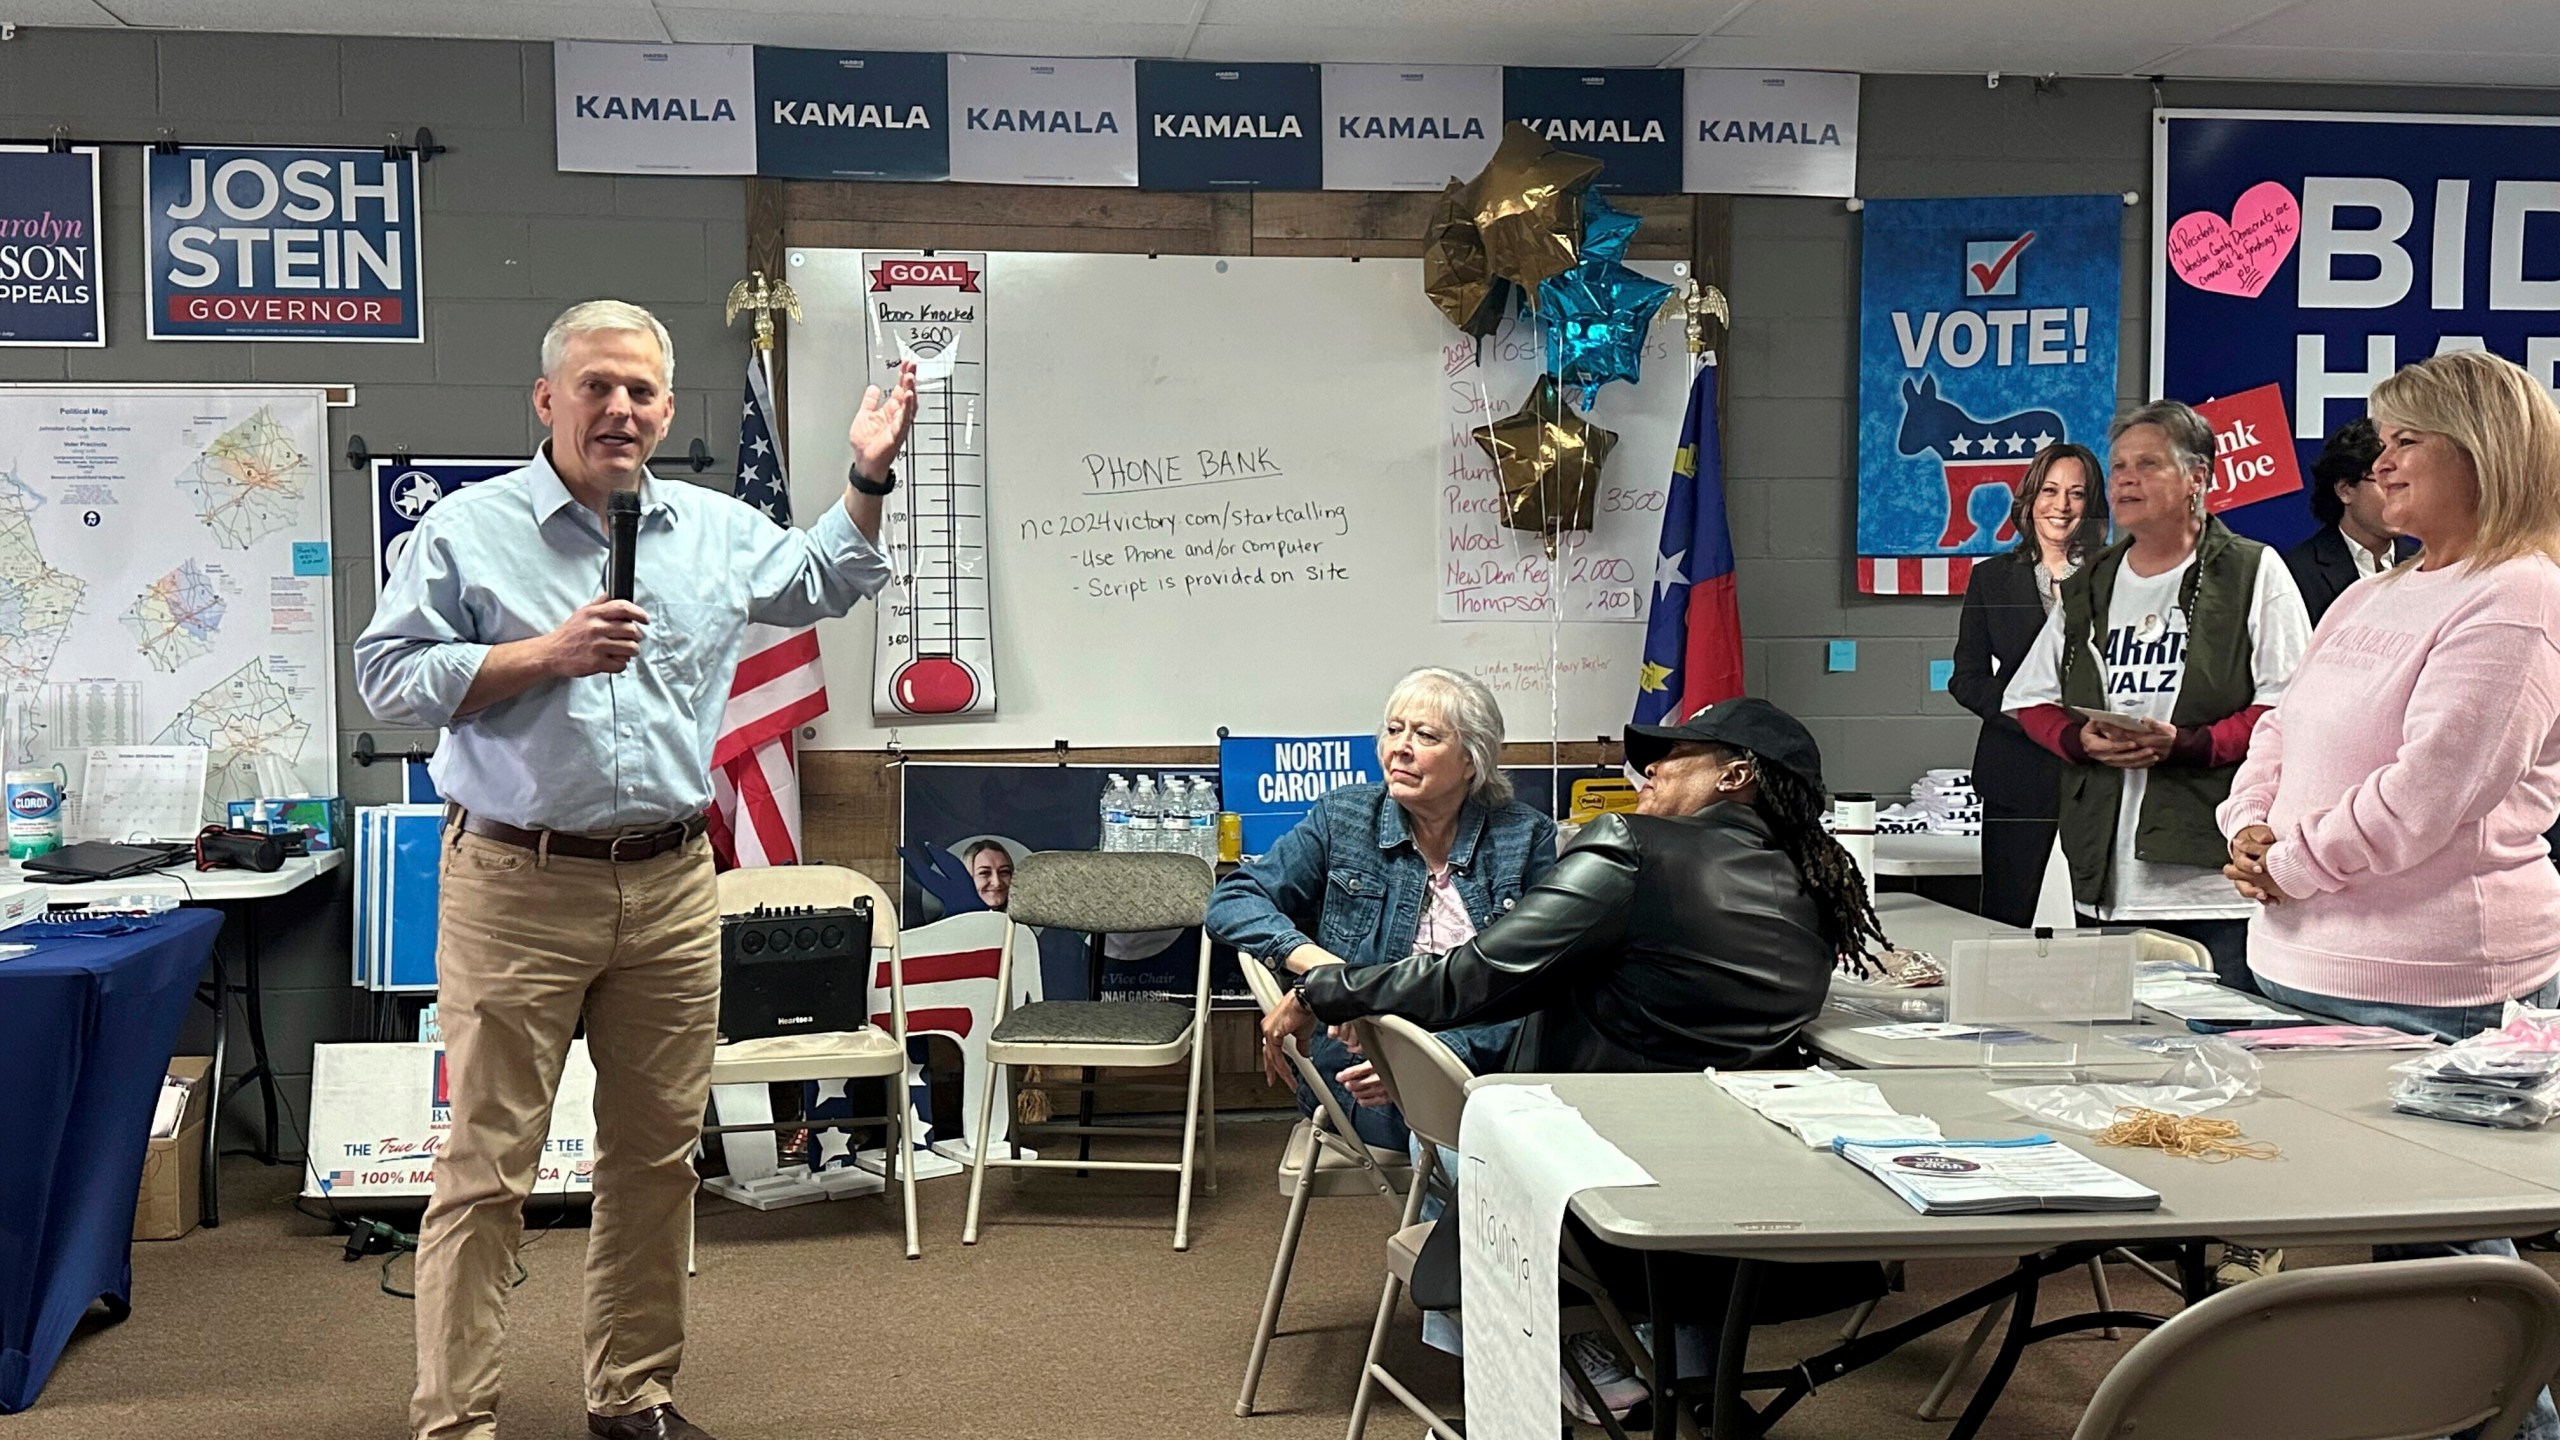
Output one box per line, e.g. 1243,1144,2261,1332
847,462,898,497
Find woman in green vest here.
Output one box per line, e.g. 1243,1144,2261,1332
1998,398,2315,987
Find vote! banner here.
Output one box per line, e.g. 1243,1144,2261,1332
1503,67,1683,195
1855,195,2123,594
2156,109,2560,552
372,456,518,591
2193,384,2304,515
945,53,1138,187
145,145,424,342
0,145,104,347
756,46,950,181
1320,63,1501,193
1135,60,1322,191
1219,734,1380,860
553,40,756,175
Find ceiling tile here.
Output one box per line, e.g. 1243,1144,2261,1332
2209,0,2560,53
96,0,670,41
3,1,122,24
657,9,1189,54
2149,44,2560,87
1187,21,1691,67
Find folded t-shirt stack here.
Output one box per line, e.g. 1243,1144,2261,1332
1910,769,1982,836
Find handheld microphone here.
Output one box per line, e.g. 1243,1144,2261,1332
606,490,640,602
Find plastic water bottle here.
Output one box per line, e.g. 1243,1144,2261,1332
1187,777,1219,862
1100,773,1131,852
1130,774,1161,853
1164,776,1191,857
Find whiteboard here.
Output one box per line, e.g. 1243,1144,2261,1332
784,250,1695,748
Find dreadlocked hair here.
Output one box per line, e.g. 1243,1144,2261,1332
1713,744,1887,965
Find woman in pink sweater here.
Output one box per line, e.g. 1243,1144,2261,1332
2217,349,2560,1440
2220,349,2560,1038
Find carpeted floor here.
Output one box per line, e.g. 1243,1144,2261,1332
20,1118,2550,1439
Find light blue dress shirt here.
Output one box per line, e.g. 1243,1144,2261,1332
355,447,890,833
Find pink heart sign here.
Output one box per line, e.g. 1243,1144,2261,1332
2168,181,2302,299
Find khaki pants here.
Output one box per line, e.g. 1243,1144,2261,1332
410,828,719,1440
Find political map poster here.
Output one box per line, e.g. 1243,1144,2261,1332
2154,109,2560,552
1855,194,2123,595
372,456,518,590
0,385,336,821
0,144,105,347
144,146,424,342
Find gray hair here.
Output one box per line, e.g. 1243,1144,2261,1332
1378,667,1513,806
2110,399,2215,476
540,300,674,387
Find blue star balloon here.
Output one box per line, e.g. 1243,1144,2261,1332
1537,256,1675,405
1581,191,1640,265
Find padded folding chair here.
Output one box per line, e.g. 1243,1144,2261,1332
961,850,1218,1251
2070,1255,2560,1440
1233,954,1411,1417
699,864,919,1260
1345,1015,1663,1440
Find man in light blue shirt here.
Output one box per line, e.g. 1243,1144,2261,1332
359,299,913,1440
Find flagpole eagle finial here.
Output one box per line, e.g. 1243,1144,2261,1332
725,270,802,353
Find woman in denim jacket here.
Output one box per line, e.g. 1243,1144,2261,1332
1207,667,1557,1150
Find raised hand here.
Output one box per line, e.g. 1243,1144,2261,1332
848,361,919,484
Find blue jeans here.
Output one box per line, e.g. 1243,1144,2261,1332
2255,976,2560,1440
2255,975,2560,1043
1293,1018,1521,1153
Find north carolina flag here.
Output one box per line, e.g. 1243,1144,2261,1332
1632,365,1745,725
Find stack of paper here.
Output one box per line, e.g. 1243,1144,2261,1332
1709,1068,1945,1148
2233,1025,2437,1051
2138,975,2301,1024
1833,1136,2162,1215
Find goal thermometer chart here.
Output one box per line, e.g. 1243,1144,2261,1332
863,251,997,719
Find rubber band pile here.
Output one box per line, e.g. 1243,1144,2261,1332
2096,1107,2279,1162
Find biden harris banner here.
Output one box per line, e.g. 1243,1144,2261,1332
756,46,948,181
1856,195,2122,595
1682,69,1857,197
1320,63,1501,192
146,146,424,342
1136,60,1322,191
0,145,104,347
553,40,756,175
2155,109,2560,552
1504,67,1683,196
946,54,1137,187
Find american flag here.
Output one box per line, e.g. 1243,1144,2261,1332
708,350,830,869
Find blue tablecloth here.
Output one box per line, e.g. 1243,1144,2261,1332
0,909,222,1412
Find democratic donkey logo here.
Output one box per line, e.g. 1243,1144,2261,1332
1894,374,2067,549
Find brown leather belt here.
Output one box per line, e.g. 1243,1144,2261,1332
450,807,708,862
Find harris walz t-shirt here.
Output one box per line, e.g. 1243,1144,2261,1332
2004,548,2311,921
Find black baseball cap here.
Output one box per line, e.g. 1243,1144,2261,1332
1625,697,1827,795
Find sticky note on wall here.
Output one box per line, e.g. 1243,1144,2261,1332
1826,640,1857,672
1929,659,1954,691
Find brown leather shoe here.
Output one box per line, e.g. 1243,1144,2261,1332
588,1404,716,1440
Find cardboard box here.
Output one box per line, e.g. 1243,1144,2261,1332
0,878,46,931
134,1055,211,1241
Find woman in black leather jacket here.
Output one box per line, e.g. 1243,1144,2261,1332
1261,698,1885,1076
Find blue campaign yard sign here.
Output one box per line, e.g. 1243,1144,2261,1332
373,457,518,590
0,146,104,346
2156,110,2560,552
1135,61,1321,191
146,146,423,342
754,46,949,181
1220,734,1378,858
1857,194,2123,565
1502,68,1684,194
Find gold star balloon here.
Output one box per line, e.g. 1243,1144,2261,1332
1471,375,1619,559
1422,177,1512,337
1473,122,1604,293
